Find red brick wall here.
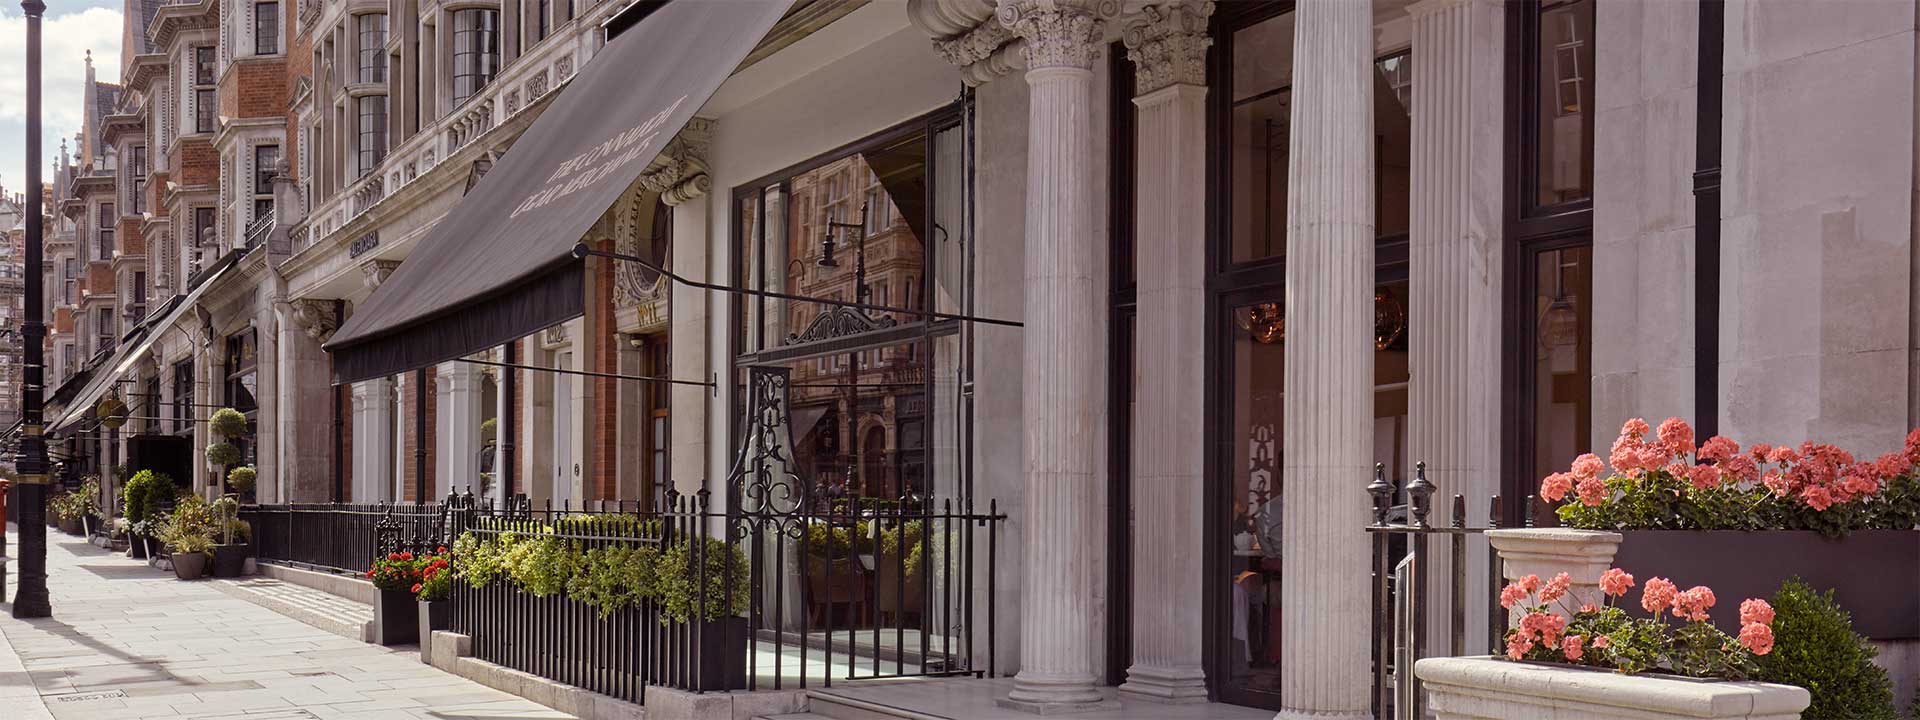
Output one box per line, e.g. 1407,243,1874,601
401,368,438,502
148,172,169,217
175,140,217,186
593,240,617,501
118,218,145,255
219,58,288,121
87,263,114,296
54,307,73,334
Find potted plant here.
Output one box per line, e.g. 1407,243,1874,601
122,470,175,559
368,551,424,645
207,495,251,577
1415,566,1809,719
51,491,80,535
415,547,453,664
160,495,217,580
208,408,251,498
1537,418,1920,640
226,465,256,499
653,536,750,691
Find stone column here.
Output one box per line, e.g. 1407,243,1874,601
437,361,482,497
351,377,395,503
995,0,1113,712
1278,0,1373,717
282,299,339,502
1119,0,1211,705
660,121,713,500
1406,0,1505,655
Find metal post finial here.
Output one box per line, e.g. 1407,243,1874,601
1365,462,1392,526
1406,461,1435,529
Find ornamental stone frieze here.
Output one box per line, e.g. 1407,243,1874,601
908,0,1018,86
997,0,1120,72
1124,1,1214,94
289,298,341,343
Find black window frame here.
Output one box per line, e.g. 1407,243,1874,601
194,46,217,134
357,95,388,173
255,1,280,55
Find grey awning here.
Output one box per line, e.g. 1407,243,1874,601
51,263,231,432
324,0,795,385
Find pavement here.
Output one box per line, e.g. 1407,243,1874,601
0,523,578,720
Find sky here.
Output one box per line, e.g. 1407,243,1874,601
0,1,124,204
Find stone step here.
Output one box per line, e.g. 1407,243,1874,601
209,576,375,643
802,691,951,720
757,714,833,720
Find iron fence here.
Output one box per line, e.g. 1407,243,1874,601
243,501,450,574
1364,463,1525,720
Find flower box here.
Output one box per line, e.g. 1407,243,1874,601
1415,656,1809,719
374,588,420,646
664,615,749,692
1614,529,1920,640
417,600,450,665
210,544,250,578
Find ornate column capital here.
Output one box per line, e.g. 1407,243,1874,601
288,298,341,343
1124,1,1215,94
997,0,1119,72
637,117,714,207
360,259,401,290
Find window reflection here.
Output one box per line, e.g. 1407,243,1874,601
1534,0,1595,207
1529,247,1590,517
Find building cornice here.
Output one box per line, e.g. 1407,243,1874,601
149,0,218,52
125,53,169,92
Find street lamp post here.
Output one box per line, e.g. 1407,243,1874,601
12,0,53,618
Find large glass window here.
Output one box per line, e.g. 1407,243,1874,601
195,46,218,134
173,360,194,434
357,13,388,83
358,96,388,173
97,202,115,260
451,9,500,107
1531,0,1594,209
733,110,968,502
129,145,148,214
255,1,280,55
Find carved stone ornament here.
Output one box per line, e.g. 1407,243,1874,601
785,307,899,346
635,118,714,207
996,0,1120,71
289,298,340,343
1124,1,1215,93
360,259,401,290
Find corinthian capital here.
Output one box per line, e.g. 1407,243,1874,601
637,118,714,206
1124,1,1215,94
997,0,1120,72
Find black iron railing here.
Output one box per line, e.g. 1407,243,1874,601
1364,463,1520,720
244,501,450,574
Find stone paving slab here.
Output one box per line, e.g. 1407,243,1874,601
1,525,577,720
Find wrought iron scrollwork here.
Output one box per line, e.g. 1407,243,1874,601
726,366,808,538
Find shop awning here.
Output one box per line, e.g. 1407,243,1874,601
324,0,795,385
50,263,232,432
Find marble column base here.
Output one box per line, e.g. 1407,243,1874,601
995,696,1122,716
999,674,1114,715
1271,710,1371,720
1118,664,1208,704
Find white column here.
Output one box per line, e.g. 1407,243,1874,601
438,361,482,497
996,0,1112,712
1119,0,1212,704
1406,0,1505,655
352,377,395,503
1278,0,1373,717
666,149,712,499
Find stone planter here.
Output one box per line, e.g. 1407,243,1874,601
1415,656,1808,719
1615,529,1920,640
650,615,749,692
417,600,450,665
1486,528,1622,624
171,552,209,580
373,588,420,646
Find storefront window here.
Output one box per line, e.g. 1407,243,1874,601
1532,0,1595,209
733,109,968,502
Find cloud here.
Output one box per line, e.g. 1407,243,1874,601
0,6,123,195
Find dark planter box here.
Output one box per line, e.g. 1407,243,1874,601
210,544,249,577
1615,529,1920,640
664,616,749,692
127,534,150,559
57,517,81,535
418,600,450,665
374,588,420,646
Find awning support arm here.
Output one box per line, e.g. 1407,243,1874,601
573,243,1025,329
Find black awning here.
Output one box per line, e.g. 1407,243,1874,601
324,0,795,384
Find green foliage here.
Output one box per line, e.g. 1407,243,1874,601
1555,459,1920,538
50,481,99,522
159,495,218,555
1755,579,1897,720
504,534,582,597
655,537,749,624
416,549,453,601
226,465,257,492
481,417,498,442
453,531,515,588
209,495,244,545
566,545,660,617
122,470,177,527
205,442,242,467
209,407,249,438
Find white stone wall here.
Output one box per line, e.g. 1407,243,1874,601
1720,0,1916,455
1591,0,1698,447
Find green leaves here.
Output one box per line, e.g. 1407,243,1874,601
655,538,749,624
209,407,249,438
1755,579,1898,720
566,545,659,617
1557,466,1920,536
448,526,749,625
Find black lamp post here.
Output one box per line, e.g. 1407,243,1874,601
13,0,54,618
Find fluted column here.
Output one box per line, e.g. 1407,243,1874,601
996,0,1114,713
351,377,395,503
1406,0,1505,656
1278,0,1374,717
437,361,482,498
1119,0,1211,704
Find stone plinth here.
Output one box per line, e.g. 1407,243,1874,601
1416,656,1809,720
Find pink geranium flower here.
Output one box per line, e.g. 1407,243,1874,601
1688,464,1721,490
1657,417,1695,457
1540,472,1574,503
1699,436,1740,464
1576,476,1608,507
1621,418,1651,438
1506,633,1534,660
1571,453,1605,481
1673,586,1716,622
1641,577,1678,616
1802,485,1834,511
1739,622,1775,655
1562,634,1585,662
1740,598,1774,627
1499,582,1529,610
1539,573,1572,604
1599,568,1635,598
1592,635,1611,649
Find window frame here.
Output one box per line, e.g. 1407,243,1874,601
194,46,217,134
451,8,501,108
357,13,388,84
255,1,281,56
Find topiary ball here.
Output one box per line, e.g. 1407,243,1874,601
206,441,242,467
226,465,257,492
209,408,249,438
